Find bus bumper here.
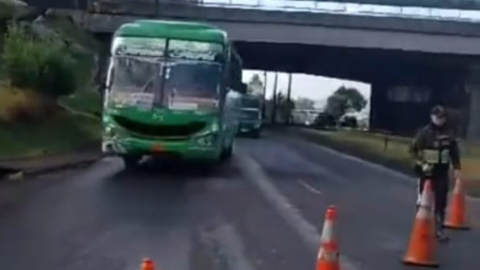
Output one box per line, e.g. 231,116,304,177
102,136,221,161
238,122,261,135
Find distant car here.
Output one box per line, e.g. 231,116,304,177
238,94,263,138
339,116,358,128
313,112,336,129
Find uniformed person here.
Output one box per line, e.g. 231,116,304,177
410,105,461,242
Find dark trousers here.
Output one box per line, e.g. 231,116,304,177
417,173,449,226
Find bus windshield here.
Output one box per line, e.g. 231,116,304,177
108,37,225,111
163,61,221,111
109,56,160,109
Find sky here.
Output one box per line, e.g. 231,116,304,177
242,70,372,102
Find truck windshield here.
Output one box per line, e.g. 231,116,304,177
241,109,260,120
242,97,261,109
163,60,221,111
109,56,160,109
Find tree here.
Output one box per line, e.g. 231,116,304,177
247,74,263,96
295,97,315,110
325,86,367,120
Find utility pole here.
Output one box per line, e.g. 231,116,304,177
286,73,292,125
263,71,267,99
262,71,267,120
271,72,278,124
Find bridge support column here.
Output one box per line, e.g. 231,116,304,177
370,82,445,135
463,65,480,141
370,72,467,136
369,81,431,135
465,83,480,141
92,33,113,96
368,81,388,132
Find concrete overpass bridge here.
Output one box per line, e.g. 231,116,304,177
26,0,480,139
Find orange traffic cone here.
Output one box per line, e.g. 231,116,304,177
402,180,438,267
140,258,155,270
444,178,470,230
316,205,340,270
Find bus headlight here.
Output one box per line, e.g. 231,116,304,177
193,120,220,146
194,134,215,146
210,121,220,132
104,126,116,138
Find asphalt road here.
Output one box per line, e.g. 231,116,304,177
0,132,478,270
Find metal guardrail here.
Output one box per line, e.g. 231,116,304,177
85,0,480,22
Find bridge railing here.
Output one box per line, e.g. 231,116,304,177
84,0,480,22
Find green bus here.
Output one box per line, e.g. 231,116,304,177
102,20,243,168
238,94,263,138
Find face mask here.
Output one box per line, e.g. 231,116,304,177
431,115,445,126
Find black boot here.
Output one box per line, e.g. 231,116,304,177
435,215,449,243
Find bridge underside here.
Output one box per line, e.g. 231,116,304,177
232,41,476,136
93,33,479,138
234,42,471,83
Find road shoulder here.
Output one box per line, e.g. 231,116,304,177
0,146,102,180
283,128,480,225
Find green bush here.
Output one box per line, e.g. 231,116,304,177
1,23,78,97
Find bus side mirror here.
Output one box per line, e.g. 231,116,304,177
104,64,114,93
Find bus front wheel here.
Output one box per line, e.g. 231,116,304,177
122,155,141,170
220,143,233,161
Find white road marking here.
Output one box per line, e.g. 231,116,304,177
203,223,256,270
297,180,323,195
235,154,362,270
288,131,415,184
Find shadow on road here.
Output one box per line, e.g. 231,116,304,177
106,156,240,190
126,157,235,177
89,157,242,228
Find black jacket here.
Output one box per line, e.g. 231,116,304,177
410,123,461,175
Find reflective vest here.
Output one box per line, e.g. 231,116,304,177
421,134,451,165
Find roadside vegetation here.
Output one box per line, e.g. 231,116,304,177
0,17,103,160
291,128,480,197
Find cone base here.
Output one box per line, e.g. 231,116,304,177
316,261,340,270
444,223,471,230
402,257,439,268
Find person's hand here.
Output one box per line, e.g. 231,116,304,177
422,163,432,172
454,169,461,180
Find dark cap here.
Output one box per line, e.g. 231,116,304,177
431,105,446,117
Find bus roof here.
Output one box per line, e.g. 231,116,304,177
114,20,228,44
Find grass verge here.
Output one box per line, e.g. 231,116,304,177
59,90,102,118
0,86,102,160
289,128,480,197
0,113,100,160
